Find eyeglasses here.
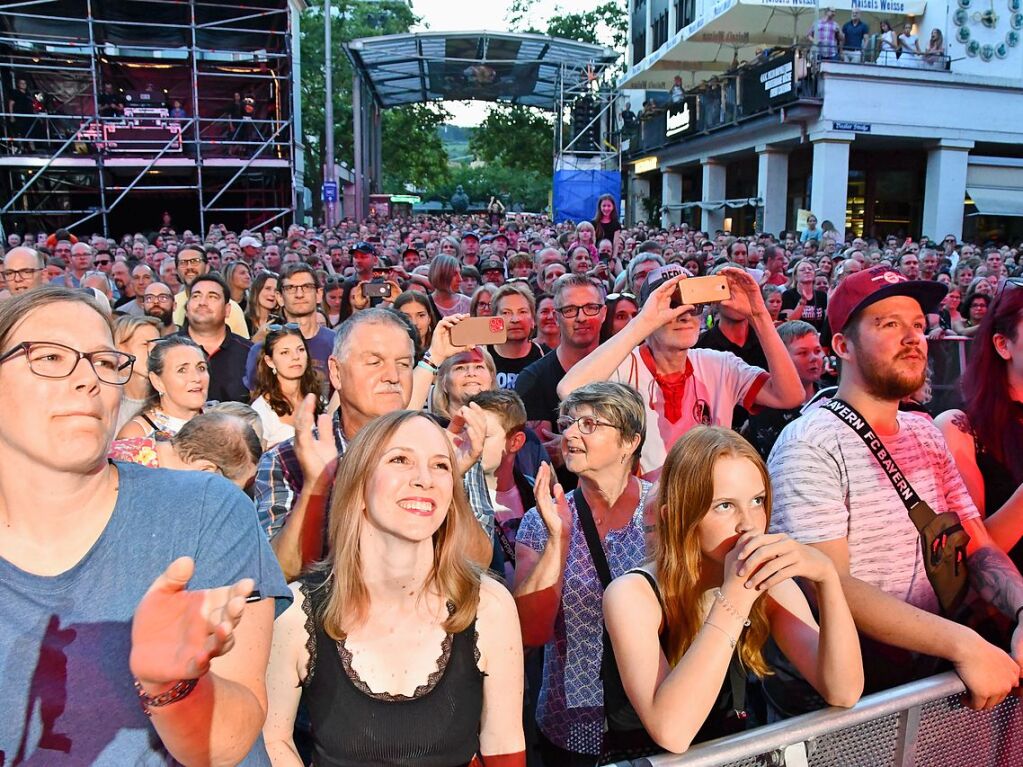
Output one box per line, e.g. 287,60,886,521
557,414,619,435
997,277,1023,298
605,292,637,302
0,341,135,385
93,258,111,266
280,283,316,295
1,267,43,281
555,303,603,319
177,256,205,267
143,294,173,304
267,322,301,333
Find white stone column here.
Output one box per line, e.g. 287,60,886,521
701,158,726,233
645,0,653,57
630,173,651,226
922,139,973,243
809,133,853,241
756,144,789,237
662,169,683,228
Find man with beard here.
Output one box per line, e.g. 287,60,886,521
143,281,180,336
515,274,605,479
179,273,251,403
768,266,1023,707
171,247,249,338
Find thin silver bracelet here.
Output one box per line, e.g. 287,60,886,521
714,588,752,627
703,619,738,649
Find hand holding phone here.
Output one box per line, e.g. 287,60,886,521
450,316,507,347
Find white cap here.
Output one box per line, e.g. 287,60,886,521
239,235,262,249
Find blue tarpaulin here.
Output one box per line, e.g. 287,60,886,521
553,170,621,224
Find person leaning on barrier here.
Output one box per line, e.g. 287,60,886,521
937,279,1023,571
0,286,289,764
604,427,861,755
768,267,1023,708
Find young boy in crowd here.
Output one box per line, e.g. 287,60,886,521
470,389,536,584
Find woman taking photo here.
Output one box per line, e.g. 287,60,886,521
938,281,1023,569
430,254,472,318
250,324,324,447
224,261,252,310
514,382,654,765
263,410,525,766
245,270,281,337
113,315,162,433
394,290,440,354
118,336,209,438
781,258,827,330
604,427,861,755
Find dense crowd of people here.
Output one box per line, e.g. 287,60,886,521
1,201,1022,766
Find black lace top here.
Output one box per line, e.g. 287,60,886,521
299,574,485,767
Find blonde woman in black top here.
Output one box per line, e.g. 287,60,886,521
263,410,526,767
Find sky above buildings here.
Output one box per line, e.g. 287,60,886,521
409,0,597,125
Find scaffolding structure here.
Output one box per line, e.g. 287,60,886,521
0,0,301,237
555,59,620,173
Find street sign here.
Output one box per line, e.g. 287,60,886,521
322,180,338,202
833,121,871,133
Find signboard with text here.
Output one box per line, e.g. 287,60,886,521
740,50,797,114
665,100,694,138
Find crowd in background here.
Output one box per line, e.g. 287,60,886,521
2,198,1022,766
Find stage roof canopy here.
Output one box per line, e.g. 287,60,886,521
343,31,618,110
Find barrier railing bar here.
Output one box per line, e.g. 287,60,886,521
894,704,921,767
636,672,966,766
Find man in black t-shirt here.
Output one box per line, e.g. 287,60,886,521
515,275,605,478
487,283,544,390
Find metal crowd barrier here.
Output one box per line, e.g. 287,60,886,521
607,671,1022,767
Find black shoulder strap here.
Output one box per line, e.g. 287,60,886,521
821,398,935,532
575,488,613,590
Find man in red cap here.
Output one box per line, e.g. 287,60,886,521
768,265,1023,707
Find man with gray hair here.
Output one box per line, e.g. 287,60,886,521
254,308,493,580
626,252,665,295
515,274,606,469
52,242,93,288
2,246,47,296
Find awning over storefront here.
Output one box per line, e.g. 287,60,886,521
664,197,763,210
620,0,926,89
966,186,1023,217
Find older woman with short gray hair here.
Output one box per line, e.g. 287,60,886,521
513,381,655,764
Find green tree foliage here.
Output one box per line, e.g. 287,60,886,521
381,103,452,193
506,0,627,52
468,105,553,178
430,165,550,214
299,1,450,206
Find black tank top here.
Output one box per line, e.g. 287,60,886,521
299,575,485,767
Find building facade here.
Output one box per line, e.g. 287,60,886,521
620,0,1023,241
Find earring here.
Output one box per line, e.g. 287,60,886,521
269,366,277,376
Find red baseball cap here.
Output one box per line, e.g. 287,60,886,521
828,266,947,342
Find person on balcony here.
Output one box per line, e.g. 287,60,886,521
924,29,946,69
898,22,924,68
841,9,869,62
878,20,898,65
807,8,843,61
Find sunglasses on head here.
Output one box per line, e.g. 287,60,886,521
267,322,301,333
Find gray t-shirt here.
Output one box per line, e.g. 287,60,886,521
0,462,291,765
767,408,979,613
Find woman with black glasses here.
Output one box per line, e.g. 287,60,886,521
514,382,653,765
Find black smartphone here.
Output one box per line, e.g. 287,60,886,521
362,281,393,299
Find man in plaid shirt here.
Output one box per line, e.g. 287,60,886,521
808,7,843,60
254,308,494,580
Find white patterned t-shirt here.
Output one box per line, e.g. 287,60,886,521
767,408,979,614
